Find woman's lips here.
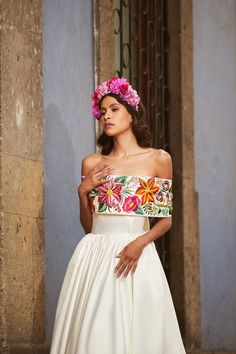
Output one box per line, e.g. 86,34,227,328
104,123,115,128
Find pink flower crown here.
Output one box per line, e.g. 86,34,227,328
91,77,140,120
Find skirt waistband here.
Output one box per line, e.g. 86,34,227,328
91,214,150,235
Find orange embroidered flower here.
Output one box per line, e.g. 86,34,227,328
135,177,159,205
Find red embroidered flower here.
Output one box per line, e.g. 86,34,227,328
135,177,159,205
97,180,122,208
122,195,141,212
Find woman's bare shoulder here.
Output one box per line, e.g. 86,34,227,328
151,148,172,160
151,148,173,179
81,152,102,175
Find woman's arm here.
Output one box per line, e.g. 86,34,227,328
136,216,172,248
77,157,93,233
115,150,173,278
77,156,115,233
78,189,93,234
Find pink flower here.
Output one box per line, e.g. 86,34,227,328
97,180,122,208
91,77,140,120
156,192,164,202
162,180,170,191
122,195,141,212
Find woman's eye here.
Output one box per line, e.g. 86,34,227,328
100,111,105,116
112,108,118,112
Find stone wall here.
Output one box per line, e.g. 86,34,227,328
93,0,115,139
0,1,46,352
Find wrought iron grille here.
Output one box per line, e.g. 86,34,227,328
114,0,170,273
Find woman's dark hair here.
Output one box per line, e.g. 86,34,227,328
97,93,152,155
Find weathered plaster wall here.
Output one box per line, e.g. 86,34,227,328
193,0,236,350
43,0,95,344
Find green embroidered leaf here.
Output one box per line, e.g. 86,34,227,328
98,202,107,212
121,189,133,198
169,207,173,215
114,176,127,186
90,189,99,197
135,206,145,215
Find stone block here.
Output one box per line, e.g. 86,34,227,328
100,70,115,82
1,23,43,161
4,212,45,343
99,7,115,73
0,0,42,35
100,0,114,10
2,154,44,218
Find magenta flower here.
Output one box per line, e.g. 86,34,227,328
97,180,122,208
122,195,141,212
91,77,140,120
162,180,170,191
156,192,164,202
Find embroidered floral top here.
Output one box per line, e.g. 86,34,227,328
85,175,173,217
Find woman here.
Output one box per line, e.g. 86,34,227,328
50,77,186,354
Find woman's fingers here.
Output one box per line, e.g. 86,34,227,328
96,166,114,177
131,262,138,274
115,255,138,278
123,261,135,278
115,261,129,278
93,165,115,182
96,178,113,186
93,164,113,175
115,260,137,278
114,255,126,272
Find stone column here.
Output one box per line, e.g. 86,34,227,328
93,0,115,140
0,1,46,353
180,0,201,349
167,0,201,350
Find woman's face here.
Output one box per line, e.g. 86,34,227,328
99,96,133,137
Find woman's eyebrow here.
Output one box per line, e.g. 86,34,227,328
100,103,120,110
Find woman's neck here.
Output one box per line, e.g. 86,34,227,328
110,131,145,159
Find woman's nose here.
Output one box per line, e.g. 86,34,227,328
104,112,110,120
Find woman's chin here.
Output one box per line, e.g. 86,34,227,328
103,130,117,136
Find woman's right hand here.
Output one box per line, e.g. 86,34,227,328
78,164,115,196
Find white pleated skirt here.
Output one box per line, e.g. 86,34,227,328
50,214,186,354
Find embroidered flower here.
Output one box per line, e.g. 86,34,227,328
162,180,170,191
166,192,173,206
122,195,141,212
156,192,164,202
135,177,159,205
97,180,122,208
